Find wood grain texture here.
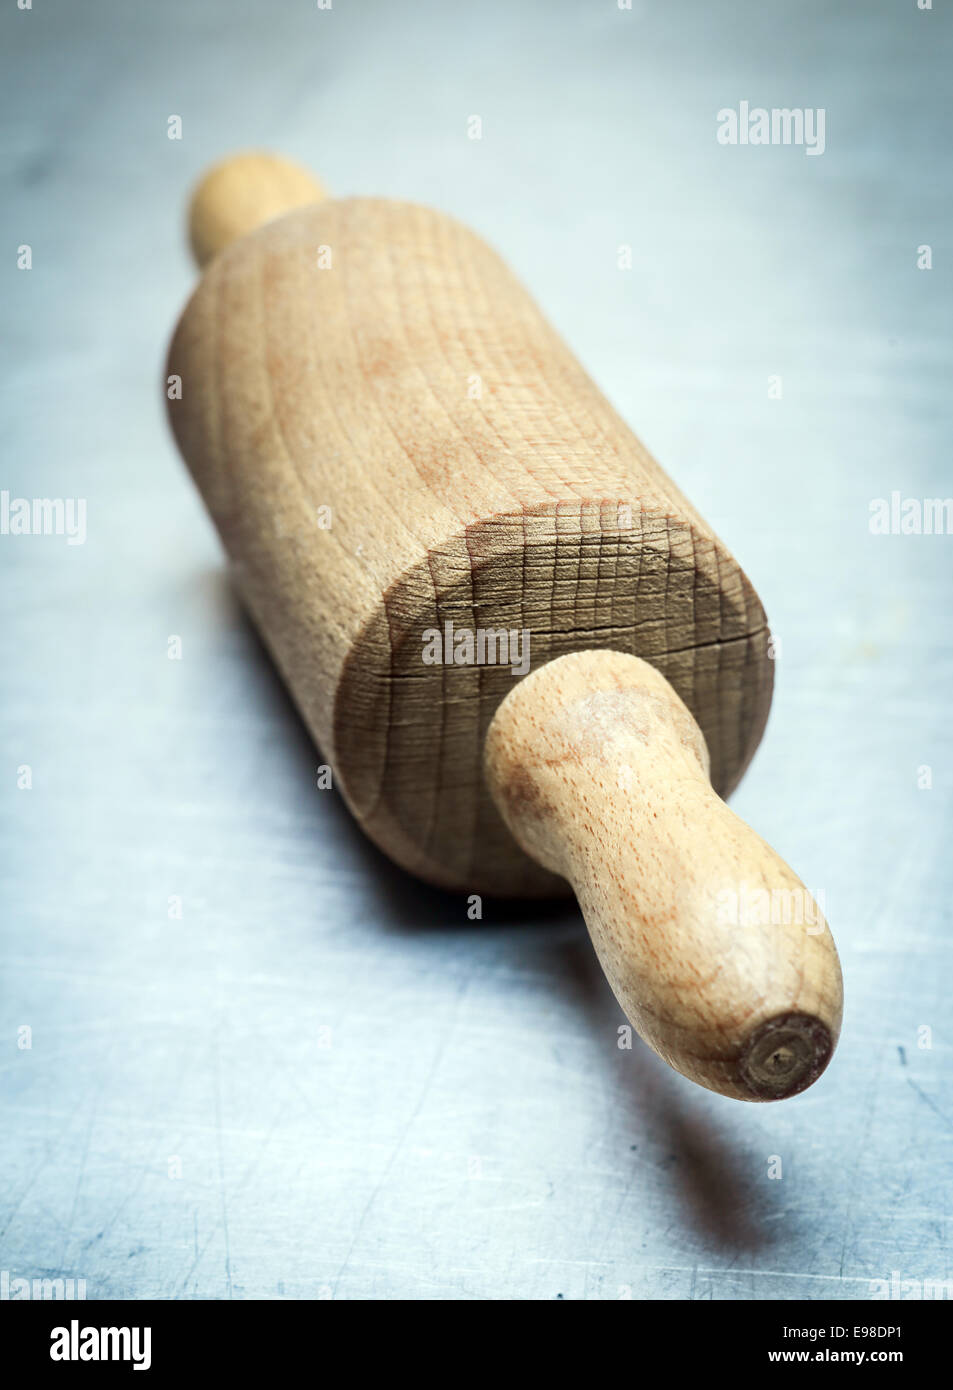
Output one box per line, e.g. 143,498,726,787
167,193,772,894
485,650,843,1099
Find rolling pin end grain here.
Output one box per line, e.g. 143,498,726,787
738,1012,834,1100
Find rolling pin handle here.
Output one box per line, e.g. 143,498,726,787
188,152,328,269
484,650,843,1101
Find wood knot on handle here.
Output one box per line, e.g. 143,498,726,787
484,649,843,1101
738,1013,834,1100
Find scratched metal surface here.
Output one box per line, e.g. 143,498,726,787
1,0,951,1302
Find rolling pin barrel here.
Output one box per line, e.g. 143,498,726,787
169,153,843,1102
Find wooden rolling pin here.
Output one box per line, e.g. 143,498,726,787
167,152,843,1101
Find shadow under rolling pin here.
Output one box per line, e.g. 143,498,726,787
167,151,843,1103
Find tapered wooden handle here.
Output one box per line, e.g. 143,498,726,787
484,651,843,1100
188,151,328,268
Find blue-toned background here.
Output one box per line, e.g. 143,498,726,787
1,0,950,1299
